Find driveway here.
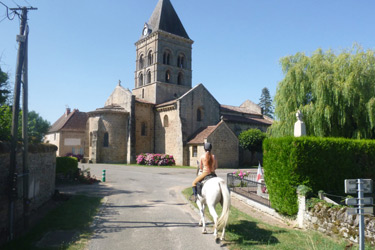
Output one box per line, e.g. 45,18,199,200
59,164,235,250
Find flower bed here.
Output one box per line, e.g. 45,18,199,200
136,153,175,166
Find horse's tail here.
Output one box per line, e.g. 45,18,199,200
216,179,231,231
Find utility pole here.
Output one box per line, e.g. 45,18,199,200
8,5,37,241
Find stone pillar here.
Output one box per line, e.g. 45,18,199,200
297,193,306,228
294,110,306,137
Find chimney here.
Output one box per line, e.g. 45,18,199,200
65,108,71,117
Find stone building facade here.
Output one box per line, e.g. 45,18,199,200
44,108,87,157
48,0,273,166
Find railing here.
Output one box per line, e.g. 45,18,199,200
227,173,271,208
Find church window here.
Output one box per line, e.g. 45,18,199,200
177,54,185,68
197,108,203,121
177,72,183,85
147,70,151,84
163,50,171,65
103,132,109,147
142,89,144,98
192,146,197,157
139,54,144,69
165,70,171,83
138,73,144,87
163,115,169,127
141,122,147,136
148,50,153,65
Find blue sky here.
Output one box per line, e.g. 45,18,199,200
1,0,374,123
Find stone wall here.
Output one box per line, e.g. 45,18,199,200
303,201,375,245
155,105,183,165
208,122,239,168
135,102,154,155
0,142,57,244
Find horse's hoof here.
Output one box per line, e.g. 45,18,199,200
215,237,220,244
202,230,207,234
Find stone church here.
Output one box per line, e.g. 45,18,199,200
46,0,273,167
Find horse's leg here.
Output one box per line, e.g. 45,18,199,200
196,200,207,233
207,204,218,239
220,227,226,241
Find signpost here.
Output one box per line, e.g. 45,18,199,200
345,179,374,250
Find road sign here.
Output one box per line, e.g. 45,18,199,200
345,179,373,194
346,197,373,206
346,207,373,215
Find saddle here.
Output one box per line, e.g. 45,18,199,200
196,173,217,196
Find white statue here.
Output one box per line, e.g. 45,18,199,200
294,110,306,137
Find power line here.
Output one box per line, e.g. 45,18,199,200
0,1,19,21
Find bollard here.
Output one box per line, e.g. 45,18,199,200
102,170,106,182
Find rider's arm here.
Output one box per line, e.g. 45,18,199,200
214,155,218,170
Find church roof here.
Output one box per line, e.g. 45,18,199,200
220,104,273,126
148,0,190,39
187,125,218,144
48,109,87,133
88,104,128,115
221,114,273,126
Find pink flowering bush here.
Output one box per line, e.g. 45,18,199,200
136,153,175,166
232,170,251,179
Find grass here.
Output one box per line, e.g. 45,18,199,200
2,195,103,250
182,187,360,250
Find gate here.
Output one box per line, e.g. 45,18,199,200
227,173,271,208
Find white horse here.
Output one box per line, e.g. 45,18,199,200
196,174,231,242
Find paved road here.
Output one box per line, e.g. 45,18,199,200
60,164,236,250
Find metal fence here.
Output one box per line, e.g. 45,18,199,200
227,173,271,208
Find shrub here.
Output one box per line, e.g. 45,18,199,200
263,136,375,215
56,156,79,178
136,153,175,166
65,153,84,161
232,170,251,179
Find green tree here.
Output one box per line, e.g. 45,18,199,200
269,46,375,139
238,129,266,164
0,66,11,105
258,87,274,119
0,108,50,143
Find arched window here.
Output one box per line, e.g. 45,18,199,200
103,132,109,147
177,54,185,68
197,108,203,121
148,50,153,65
147,70,151,84
165,70,171,83
177,72,183,85
141,122,147,136
138,73,144,87
139,54,144,69
142,89,144,98
163,115,169,127
163,50,171,65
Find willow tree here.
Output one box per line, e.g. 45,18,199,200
269,46,375,139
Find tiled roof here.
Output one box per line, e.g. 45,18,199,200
135,98,155,105
155,99,177,108
48,109,88,133
187,124,219,144
222,114,273,126
148,0,190,39
88,105,128,115
220,104,263,117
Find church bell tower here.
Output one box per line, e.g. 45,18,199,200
133,0,194,104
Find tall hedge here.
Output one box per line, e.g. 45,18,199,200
56,156,78,177
263,136,375,216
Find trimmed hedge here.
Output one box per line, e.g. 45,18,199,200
56,156,78,177
263,136,375,216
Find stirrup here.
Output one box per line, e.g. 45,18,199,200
189,195,197,202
